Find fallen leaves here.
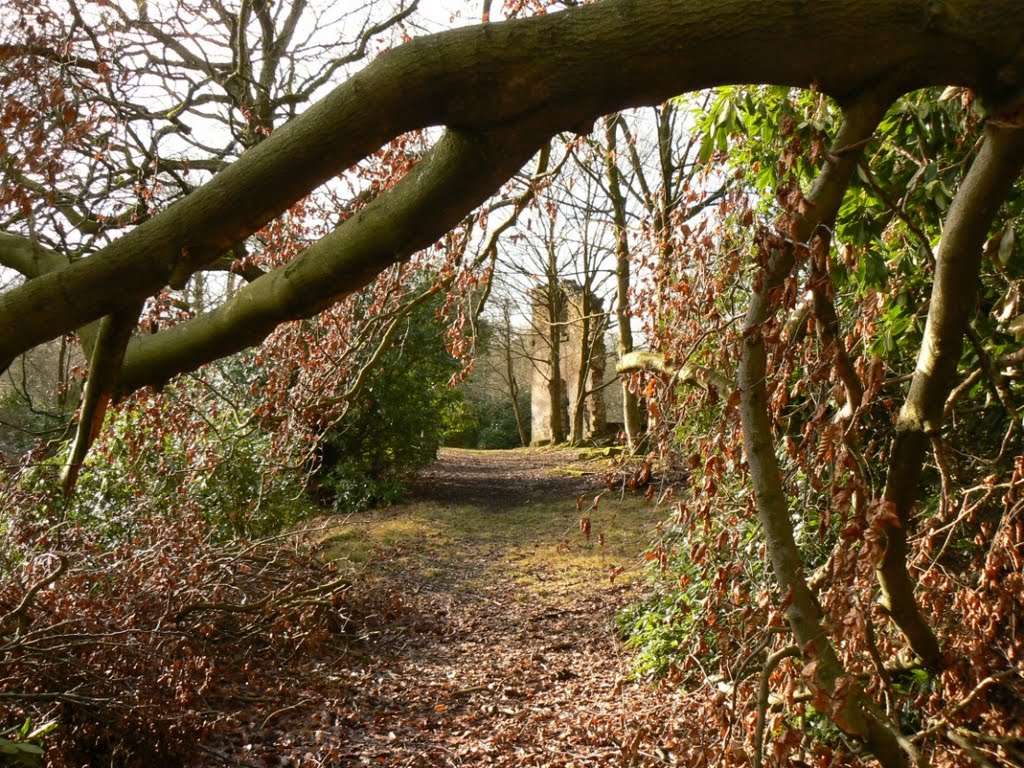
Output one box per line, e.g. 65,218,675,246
189,452,695,767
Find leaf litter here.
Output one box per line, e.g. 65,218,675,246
206,448,693,767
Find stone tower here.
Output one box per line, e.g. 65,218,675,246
529,281,609,445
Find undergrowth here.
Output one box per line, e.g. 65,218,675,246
0,503,413,767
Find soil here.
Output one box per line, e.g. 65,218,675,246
407,446,607,508
212,449,692,767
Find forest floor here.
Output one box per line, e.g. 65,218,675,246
211,447,695,767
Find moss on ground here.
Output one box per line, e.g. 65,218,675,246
316,451,660,595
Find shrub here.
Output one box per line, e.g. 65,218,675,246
0,514,368,767
474,393,529,449
441,391,529,450
18,384,318,544
314,299,462,512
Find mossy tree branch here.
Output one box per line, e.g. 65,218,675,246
615,351,732,395
877,123,1024,671
60,302,144,497
2,0,1024,383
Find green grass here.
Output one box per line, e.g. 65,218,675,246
316,487,661,595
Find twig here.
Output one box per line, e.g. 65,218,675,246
721,632,774,764
913,670,1020,743
752,644,798,768
174,595,272,622
946,729,999,767
965,323,1017,417
863,603,895,713
259,697,315,730
195,744,263,767
0,555,68,634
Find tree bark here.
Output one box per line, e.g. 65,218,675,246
2,0,1023,381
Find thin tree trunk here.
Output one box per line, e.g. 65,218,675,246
56,335,69,411
503,305,529,447
570,286,592,444
545,277,565,444
603,114,643,447
738,94,910,767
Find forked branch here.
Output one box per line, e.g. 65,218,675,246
60,303,143,497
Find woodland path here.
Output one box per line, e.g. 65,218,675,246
216,448,694,767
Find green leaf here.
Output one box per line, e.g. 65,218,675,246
698,135,714,164
715,98,734,129
998,225,1015,266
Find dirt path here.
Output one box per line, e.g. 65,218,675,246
407,447,608,508
215,449,693,767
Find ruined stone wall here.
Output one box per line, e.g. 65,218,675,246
529,284,562,446
529,282,614,445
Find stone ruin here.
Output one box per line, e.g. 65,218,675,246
529,281,618,445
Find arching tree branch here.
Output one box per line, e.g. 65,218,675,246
737,93,911,766
115,125,547,392
2,0,1023,377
